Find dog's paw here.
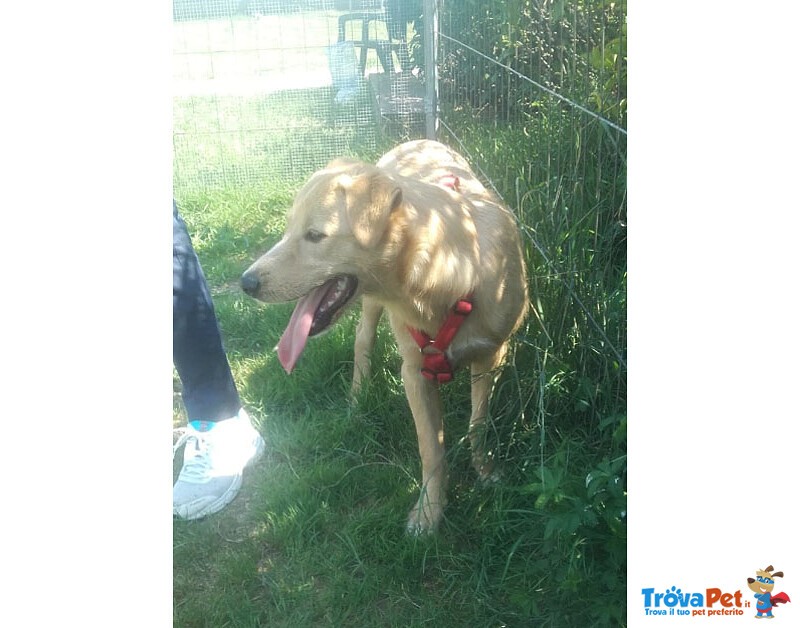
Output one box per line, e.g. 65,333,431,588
406,501,443,535
471,455,500,485
478,468,503,486
406,513,437,536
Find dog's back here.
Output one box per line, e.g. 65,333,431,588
378,139,489,199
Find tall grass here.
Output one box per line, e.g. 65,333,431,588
440,98,627,624
174,62,626,628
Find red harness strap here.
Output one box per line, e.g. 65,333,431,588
407,296,473,384
406,175,466,384
439,174,460,191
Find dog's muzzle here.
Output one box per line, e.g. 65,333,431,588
240,271,260,297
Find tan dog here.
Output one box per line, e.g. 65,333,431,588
241,140,528,533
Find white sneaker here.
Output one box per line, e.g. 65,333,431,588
173,409,265,520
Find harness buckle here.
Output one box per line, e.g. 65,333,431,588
406,294,474,385
420,342,442,355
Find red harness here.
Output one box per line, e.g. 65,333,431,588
439,174,460,191
407,296,473,384
406,174,468,384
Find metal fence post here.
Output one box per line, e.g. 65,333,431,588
423,0,438,139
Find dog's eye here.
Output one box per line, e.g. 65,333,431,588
304,229,327,243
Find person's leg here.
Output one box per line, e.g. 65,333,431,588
173,200,241,423
172,200,264,520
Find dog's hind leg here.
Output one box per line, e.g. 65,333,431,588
468,344,508,482
351,296,384,397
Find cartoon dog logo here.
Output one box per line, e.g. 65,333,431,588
747,565,791,619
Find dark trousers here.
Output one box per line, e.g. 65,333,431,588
173,201,240,422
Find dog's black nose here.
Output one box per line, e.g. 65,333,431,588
240,271,260,296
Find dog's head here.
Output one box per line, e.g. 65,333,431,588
747,566,783,594
241,160,403,372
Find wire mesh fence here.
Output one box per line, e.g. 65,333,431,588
173,0,431,192
436,0,627,409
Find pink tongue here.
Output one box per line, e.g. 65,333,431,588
277,283,330,374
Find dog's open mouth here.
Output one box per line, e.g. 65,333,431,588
276,275,358,374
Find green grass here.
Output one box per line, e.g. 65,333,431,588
173,41,626,627
173,84,384,191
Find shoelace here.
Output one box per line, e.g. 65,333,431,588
172,427,212,482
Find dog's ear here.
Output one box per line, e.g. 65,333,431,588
772,571,784,578
343,171,403,248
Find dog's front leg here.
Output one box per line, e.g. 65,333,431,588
351,297,383,397
401,361,447,534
